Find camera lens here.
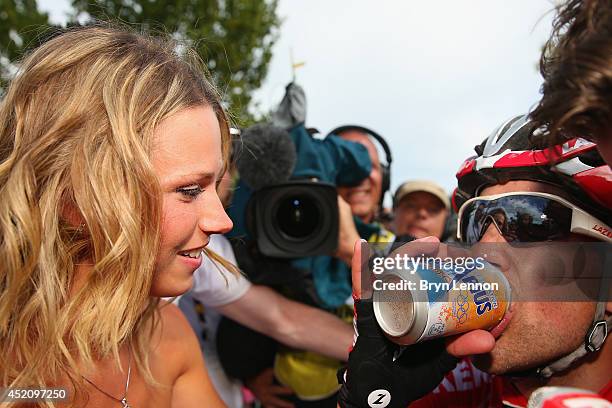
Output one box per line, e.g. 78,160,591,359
249,181,338,257
276,195,320,239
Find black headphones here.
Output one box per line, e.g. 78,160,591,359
327,125,392,207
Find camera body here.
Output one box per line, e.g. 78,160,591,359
229,121,372,259
247,180,339,258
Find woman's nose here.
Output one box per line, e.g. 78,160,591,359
199,192,233,235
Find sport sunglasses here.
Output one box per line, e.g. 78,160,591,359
456,192,612,245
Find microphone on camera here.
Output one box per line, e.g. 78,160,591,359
527,386,611,408
235,123,297,190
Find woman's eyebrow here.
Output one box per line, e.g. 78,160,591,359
164,171,216,184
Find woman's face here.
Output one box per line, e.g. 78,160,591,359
150,105,232,297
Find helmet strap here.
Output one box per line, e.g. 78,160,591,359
537,312,610,378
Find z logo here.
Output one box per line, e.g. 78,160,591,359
367,389,391,407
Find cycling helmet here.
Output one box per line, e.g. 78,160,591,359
453,114,611,225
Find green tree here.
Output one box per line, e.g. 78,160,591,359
0,0,51,92
0,0,280,124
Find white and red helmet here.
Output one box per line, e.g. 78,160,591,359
453,114,611,225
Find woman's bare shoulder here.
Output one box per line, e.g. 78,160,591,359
154,301,197,355
152,300,225,407
142,301,193,385
158,301,191,332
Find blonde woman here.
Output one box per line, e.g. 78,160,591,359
0,25,237,407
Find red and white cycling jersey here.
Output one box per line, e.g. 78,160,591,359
410,359,612,407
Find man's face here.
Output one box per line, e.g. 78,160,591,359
336,130,383,223
393,191,448,239
470,180,603,375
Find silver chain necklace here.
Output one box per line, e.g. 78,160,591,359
82,350,132,408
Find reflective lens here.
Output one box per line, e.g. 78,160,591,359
276,195,320,239
459,195,573,245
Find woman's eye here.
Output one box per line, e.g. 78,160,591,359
176,186,204,198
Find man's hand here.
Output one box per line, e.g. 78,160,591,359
334,196,361,265
246,368,295,408
338,238,495,408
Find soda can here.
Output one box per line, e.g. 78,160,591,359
372,260,511,345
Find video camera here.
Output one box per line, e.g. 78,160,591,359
227,83,372,258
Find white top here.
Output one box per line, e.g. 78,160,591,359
191,234,251,307
178,234,252,407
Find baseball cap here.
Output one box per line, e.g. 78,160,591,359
393,180,450,210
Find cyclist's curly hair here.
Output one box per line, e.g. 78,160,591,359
530,0,612,144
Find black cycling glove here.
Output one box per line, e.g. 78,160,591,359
337,299,459,408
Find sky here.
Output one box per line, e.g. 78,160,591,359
37,0,557,204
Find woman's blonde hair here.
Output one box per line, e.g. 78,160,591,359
0,24,234,405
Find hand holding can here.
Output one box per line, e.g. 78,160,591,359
338,238,496,408
371,240,512,345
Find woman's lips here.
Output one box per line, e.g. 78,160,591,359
489,305,514,339
178,250,203,270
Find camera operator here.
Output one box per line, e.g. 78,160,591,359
334,126,394,234
237,124,396,408
338,115,612,407
335,128,383,224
